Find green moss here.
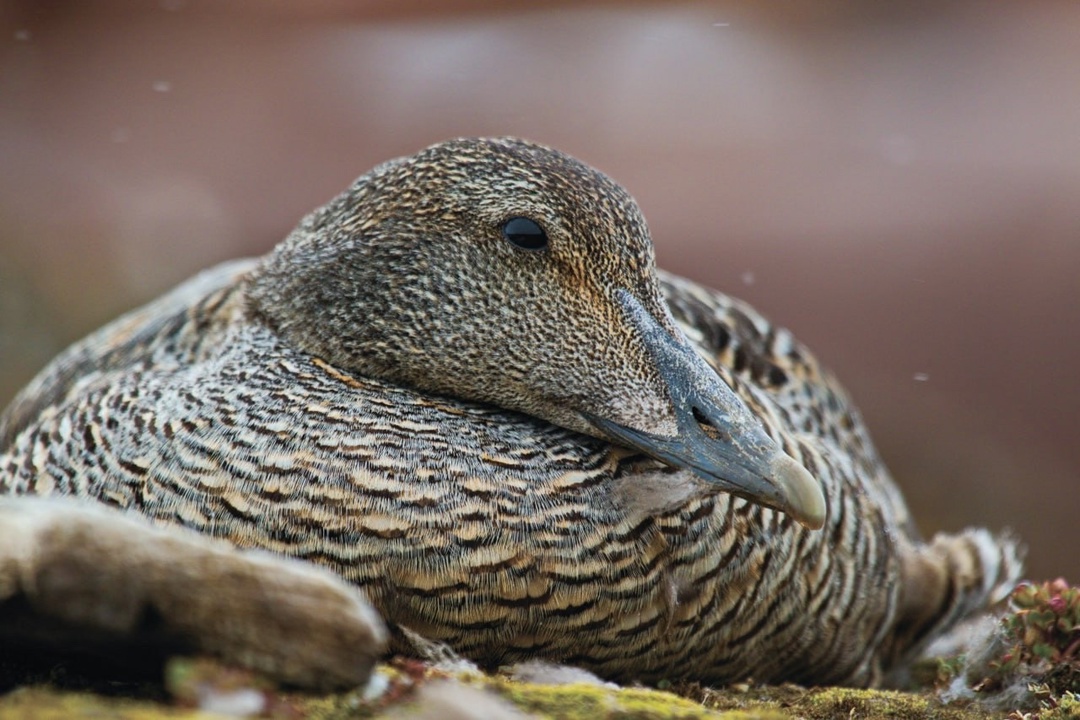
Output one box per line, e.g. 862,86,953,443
0,662,1034,720
1041,692,1080,719
0,686,222,720
798,687,993,720
283,671,1007,719
674,682,997,720
484,677,752,719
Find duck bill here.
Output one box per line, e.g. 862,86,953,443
586,291,826,530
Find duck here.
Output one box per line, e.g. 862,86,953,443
0,137,1020,689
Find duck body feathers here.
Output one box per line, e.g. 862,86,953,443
0,138,1020,688
0,261,1015,687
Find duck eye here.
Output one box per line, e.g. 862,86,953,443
502,217,548,251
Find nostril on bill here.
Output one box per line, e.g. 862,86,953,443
691,406,729,442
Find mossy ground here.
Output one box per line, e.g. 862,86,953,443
3,657,1067,720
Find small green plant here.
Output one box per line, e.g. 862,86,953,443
933,655,967,688
989,578,1080,699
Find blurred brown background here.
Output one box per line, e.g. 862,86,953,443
1,1,1077,582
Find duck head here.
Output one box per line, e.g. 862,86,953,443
248,137,825,529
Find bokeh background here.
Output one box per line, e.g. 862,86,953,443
1,1,1077,581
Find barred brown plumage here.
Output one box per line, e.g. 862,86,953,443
0,137,1020,689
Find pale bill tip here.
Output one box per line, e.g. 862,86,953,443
770,452,827,530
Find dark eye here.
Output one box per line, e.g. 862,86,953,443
502,217,548,251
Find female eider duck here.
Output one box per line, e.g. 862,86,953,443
0,137,1019,689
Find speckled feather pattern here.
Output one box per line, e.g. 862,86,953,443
0,138,1020,688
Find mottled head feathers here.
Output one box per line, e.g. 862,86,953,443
247,137,675,439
